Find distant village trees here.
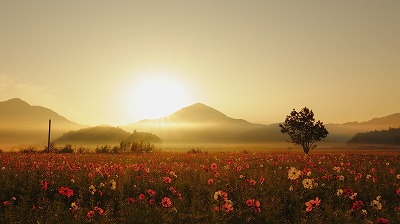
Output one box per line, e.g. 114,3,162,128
279,107,329,154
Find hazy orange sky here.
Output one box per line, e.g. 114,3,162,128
1,1,399,126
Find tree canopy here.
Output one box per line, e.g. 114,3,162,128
279,107,328,154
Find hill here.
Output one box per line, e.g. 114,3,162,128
124,103,264,143
125,103,400,145
0,98,84,149
54,126,162,147
347,127,400,145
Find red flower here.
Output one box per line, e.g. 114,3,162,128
208,178,214,185
246,199,254,207
305,197,321,212
129,197,135,204
352,200,364,210
94,206,104,215
162,197,172,208
163,177,172,184
396,188,400,196
41,181,48,190
87,210,95,218
139,194,145,200
58,187,73,197
376,217,390,224
149,199,155,205
147,189,156,197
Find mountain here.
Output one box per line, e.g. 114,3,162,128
325,113,400,142
124,103,264,143
124,103,400,145
0,98,84,149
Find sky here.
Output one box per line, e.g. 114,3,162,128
1,1,399,126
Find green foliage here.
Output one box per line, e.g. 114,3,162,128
279,107,329,154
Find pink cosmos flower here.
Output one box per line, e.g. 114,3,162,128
162,197,172,208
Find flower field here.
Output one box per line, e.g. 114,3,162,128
1,151,399,223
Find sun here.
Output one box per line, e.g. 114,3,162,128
129,74,192,120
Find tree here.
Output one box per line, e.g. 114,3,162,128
279,107,328,154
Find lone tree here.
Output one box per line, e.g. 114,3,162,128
279,107,329,154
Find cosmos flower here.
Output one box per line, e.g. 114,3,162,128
210,163,218,170
223,200,234,212
89,184,96,195
109,180,117,190
213,190,228,201
246,199,254,207
302,178,313,189
41,181,48,191
87,210,95,218
371,198,382,210
147,189,156,197
58,187,73,197
162,197,172,208
352,200,364,210
376,217,389,224
163,177,172,184
288,167,301,180
305,197,321,212
94,206,104,215
71,202,79,210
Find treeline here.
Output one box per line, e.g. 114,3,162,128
18,139,159,154
347,127,400,145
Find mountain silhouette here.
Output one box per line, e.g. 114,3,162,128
2,98,400,149
125,103,400,145
124,103,263,143
0,98,84,149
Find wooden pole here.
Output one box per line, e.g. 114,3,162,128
48,119,51,153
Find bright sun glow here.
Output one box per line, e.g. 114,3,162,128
129,74,192,120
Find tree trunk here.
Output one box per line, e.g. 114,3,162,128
303,145,310,154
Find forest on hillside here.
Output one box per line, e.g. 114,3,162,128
347,127,400,145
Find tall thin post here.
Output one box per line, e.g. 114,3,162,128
48,119,51,153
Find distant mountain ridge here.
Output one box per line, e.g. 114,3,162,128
125,103,263,143
2,98,400,149
0,98,84,149
125,103,400,145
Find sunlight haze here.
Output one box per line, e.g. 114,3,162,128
1,1,399,126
